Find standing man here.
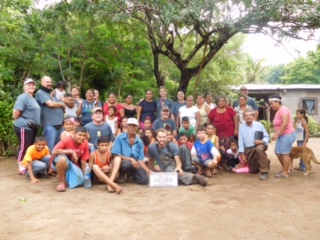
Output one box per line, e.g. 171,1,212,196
35,76,65,152
153,106,177,137
233,86,259,120
111,118,149,185
238,110,270,180
148,128,208,186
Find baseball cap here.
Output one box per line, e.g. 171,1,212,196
24,78,35,85
162,106,170,111
127,118,138,126
92,107,102,114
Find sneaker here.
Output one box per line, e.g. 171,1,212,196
118,173,126,183
192,174,208,186
185,166,197,174
259,173,269,180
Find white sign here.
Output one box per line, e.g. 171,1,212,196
149,172,178,187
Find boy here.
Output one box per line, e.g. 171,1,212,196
191,126,219,177
179,116,196,142
89,136,122,194
22,135,51,184
178,133,193,151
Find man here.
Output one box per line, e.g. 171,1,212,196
51,126,90,192
65,94,78,118
35,76,65,152
238,110,270,180
233,86,259,120
111,118,149,185
148,128,208,186
153,106,177,137
84,107,114,150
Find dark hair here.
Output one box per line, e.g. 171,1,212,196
108,92,116,97
205,92,212,98
143,128,155,138
108,105,117,113
57,81,66,89
140,135,150,147
296,108,308,123
164,125,173,133
66,93,73,98
75,126,87,133
178,132,188,138
86,89,95,95
196,126,206,132
144,117,151,123
230,139,238,146
145,89,153,94
125,94,133,99
181,116,190,123
71,85,80,92
269,94,282,104
98,136,111,145
35,135,46,143
238,94,247,100
206,123,216,129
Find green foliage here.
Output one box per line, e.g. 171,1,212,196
263,64,285,84
306,116,320,137
259,120,272,138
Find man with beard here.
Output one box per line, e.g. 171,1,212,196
35,76,65,152
152,106,177,137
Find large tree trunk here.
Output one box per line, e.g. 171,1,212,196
178,69,197,94
153,51,165,88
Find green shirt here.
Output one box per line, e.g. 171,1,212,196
179,125,196,137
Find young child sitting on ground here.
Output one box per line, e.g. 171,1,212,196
179,116,196,142
117,117,128,136
89,136,122,194
60,117,75,140
178,133,193,151
105,105,118,134
227,140,249,173
191,126,219,177
22,135,51,184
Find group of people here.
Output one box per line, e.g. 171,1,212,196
13,78,309,193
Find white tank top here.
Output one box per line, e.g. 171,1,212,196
296,121,304,141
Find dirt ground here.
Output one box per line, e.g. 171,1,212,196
1,139,320,240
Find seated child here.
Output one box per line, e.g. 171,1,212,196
206,123,222,166
89,136,122,194
105,105,118,134
143,128,156,145
227,140,249,173
117,117,128,136
178,133,193,151
141,129,160,172
179,116,196,142
191,126,219,177
22,135,51,184
60,117,75,140
166,127,178,145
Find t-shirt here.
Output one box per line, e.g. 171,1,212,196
273,106,295,135
55,88,65,101
84,122,114,149
14,93,41,129
170,101,186,120
103,103,124,123
65,105,78,118
53,136,90,163
179,125,196,138
138,100,157,123
208,107,236,138
106,116,117,134
81,100,102,125
226,148,239,159
178,141,193,151
22,145,50,167
148,142,179,170
155,98,173,119
179,106,199,127
191,140,218,162
35,89,64,127
152,118,177,132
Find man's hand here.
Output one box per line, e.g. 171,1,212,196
254,140,264,145
174,167,184,177
30,177,40,185
72,151,79,163
240,153,247,164
130,158,139,169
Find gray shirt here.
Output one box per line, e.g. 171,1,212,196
35,89,64,127
84,122,114,149
155,98,173,118
14,93,41,129
170,101,186,120
152,118,177,132
148,142,179,170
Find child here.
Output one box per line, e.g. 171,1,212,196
179,116,196,142
60,117,75,140
227,140,249,173
191,126,219,177
105,105,118,134
89,136,122,194
22,136,51,184
139,117,152,134
117,117,128,136
143,128,156,145
73,117,81,129
206,123,220,149
294,108,309,171
55,81,66,101
166,127,178,145
178,133,193,151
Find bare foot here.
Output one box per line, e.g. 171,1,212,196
212,168,218,175
106,185,115,193
205,169,213,177
114,185,122,194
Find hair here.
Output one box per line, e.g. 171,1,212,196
269,94,282,104
205,92,212,98
296,108,308,123
217,96,227,102
196,126,207,133
243,109,254,118
143,128,155,138
86,89,95,95
140,135,151,147
64,116,75,124
71,85,80,92
145,89,153,94
178,132,188,139
230,139,238,146
144,117,151,123
181,116,190,123
98,136,111,145
108,92,116,98
56,81,66,89
156,128,167,136
159,86,167,91
35,135,46,143
75,126,87,133
238,94,248,100
206,123,216,129
125,94,133,99
164,125,173,132
196,93,205,98
66,93,73,98
108,105,117,113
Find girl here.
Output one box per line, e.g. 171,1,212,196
166,128,178,145
143,128,156,145
139,117,152,134
227,140,249,173
142,128,160,171
105,105,118,135
117,117,128,136
294,108,309,171
60,117,75,140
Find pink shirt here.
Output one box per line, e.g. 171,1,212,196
273,106,295,135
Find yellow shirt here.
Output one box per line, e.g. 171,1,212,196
22,145,50,167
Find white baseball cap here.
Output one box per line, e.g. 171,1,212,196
127,118,138,126
24,78,35,85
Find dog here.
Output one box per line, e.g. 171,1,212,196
289,146,320,175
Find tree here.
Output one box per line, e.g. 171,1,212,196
109,0,320,93
244,56,268,84
263,64,285,84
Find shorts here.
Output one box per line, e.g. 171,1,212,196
51,154,72,172
192,155,214,167
275,132,296,155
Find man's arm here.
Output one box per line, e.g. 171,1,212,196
45,99,65,109
173,155,183,176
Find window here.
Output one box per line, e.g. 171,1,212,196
301,97,318,115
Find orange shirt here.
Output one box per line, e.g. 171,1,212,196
94,151,111,168
22,145,50,167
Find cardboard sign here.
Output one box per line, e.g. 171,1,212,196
149,172,178,187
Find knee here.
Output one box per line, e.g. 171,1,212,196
56,156,68,166
137,176,149,185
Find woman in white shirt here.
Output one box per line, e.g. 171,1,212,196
177,95,200,128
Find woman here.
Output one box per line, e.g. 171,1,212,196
155,86,173,119
205,93,216,110
196,94,211,127
70,85,82,107
177,96,200,129
13,78,41,174
208,96,238,163
93,89,104,107
103,93,124,124
234,95,254,126
269,95,296,178
170,91,186,123
122,94,137,118
137,90,157,129
77,89,102,125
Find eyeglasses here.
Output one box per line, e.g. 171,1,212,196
240,89,248,91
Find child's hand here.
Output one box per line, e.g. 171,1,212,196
101,165,110,173
30,177,40,185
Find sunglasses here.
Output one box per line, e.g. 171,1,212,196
240,89,248,91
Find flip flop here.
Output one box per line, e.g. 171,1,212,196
275,172,288,178
56,183,66,192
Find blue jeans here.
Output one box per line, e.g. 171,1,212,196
297,140,306,170
30,155,51,175
44,126,63,152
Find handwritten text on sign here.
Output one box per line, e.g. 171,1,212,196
149,172,178,187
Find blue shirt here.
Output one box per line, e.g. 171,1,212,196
111,133,144,161
152,118,177,132
192,140,215,162
238,121,269,153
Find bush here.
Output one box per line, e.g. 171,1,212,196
307,116,320,137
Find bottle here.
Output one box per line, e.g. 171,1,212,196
84,163,92,188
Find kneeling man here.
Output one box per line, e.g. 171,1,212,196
148,128,208,186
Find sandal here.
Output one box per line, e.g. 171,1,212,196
56,183,66,192
275,172,288,178
294,167,305,171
